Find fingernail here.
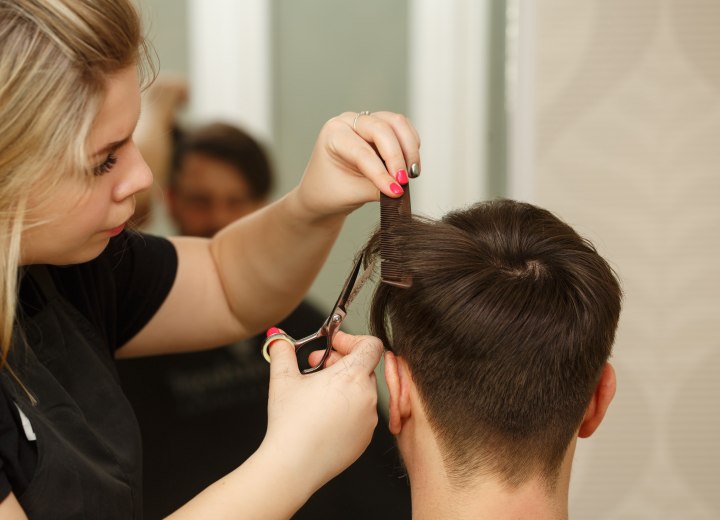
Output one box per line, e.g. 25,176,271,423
390,182,404,195
409,163,420,178
395,169,409,185
266,327,281,337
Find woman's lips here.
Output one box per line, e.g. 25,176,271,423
107,223,125,237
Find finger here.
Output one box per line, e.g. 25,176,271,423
330,333,384,375
371,111,421,177
327,124,404,199
351,114,409,186
349,111,421,181
266,335,300,378
370,110,421,144
310,350,343,368
307,348,336,368
330,331,365,355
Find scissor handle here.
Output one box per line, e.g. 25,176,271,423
292,329,326,350
299,311,352,374
261,253,361,374
294,327,334,375
261,328,335,375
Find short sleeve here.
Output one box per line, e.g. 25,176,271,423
48,231,178,352
103,232,178,348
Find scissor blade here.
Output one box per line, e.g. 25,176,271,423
343,257,376,311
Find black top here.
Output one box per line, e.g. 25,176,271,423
0,231,177,509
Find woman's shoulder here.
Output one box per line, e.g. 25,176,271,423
43,230,178,350
49,230,177,293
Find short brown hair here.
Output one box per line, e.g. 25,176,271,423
366,199,622,489
170,122,273,199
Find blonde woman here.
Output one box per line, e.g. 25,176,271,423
0,1,419,518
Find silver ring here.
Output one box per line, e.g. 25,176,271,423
352,110,371,131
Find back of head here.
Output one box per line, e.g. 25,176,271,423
366,199,622,489
170,122,273,199
0,0,147,354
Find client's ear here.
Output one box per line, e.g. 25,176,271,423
578,363,616,438
384,351,413,435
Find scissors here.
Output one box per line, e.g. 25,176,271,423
262,252,375,374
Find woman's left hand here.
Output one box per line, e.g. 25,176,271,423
295,111,421,220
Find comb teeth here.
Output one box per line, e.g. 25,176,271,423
380,185,412,288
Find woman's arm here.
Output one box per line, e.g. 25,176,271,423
0,493,28,520
117,111,420,357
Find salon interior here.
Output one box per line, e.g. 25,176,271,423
134,1,720,518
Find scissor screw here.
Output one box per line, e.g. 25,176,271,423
332,314,341,323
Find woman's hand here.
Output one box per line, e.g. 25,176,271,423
261,331,384,491
294,111,421,221
167,331,384,520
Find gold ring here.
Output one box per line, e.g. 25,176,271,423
352,110,371,131
261,332,295,363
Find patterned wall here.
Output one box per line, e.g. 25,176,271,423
529,1,720,517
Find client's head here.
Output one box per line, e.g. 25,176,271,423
365,199,622,491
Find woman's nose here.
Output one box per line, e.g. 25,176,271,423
112,142,153,201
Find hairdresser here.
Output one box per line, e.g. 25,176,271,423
0,1,419,519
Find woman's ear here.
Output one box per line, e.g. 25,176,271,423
579,363,617,438
384,351,412,435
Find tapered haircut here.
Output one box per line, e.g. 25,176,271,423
366,199,622,489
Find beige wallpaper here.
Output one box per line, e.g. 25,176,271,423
530,0,720,517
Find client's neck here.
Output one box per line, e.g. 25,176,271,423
398,426,573,520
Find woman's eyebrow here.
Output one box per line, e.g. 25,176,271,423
92,112,141,158
92,134,132,158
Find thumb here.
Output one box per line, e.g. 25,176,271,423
266,334,300,378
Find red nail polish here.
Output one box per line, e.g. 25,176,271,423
266,327,281,337
390,182,404,195
396,169,409,185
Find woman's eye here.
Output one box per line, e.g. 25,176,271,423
93,153,118,176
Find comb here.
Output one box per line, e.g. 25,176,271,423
380,183,412,288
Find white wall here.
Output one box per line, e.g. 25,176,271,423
408,0,490,218
187,0,271,142
510,1,720,517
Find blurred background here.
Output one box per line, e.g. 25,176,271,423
136,0,720,517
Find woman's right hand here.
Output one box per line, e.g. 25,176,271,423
261,331,384,491
167,335,384,519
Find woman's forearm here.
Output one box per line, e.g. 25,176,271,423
166,441,317,520
209,186,345,336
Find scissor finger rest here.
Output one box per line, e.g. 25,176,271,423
261,332,295,363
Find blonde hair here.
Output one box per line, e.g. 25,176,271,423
0,0,152,360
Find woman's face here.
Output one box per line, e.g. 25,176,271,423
20,66,152,265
